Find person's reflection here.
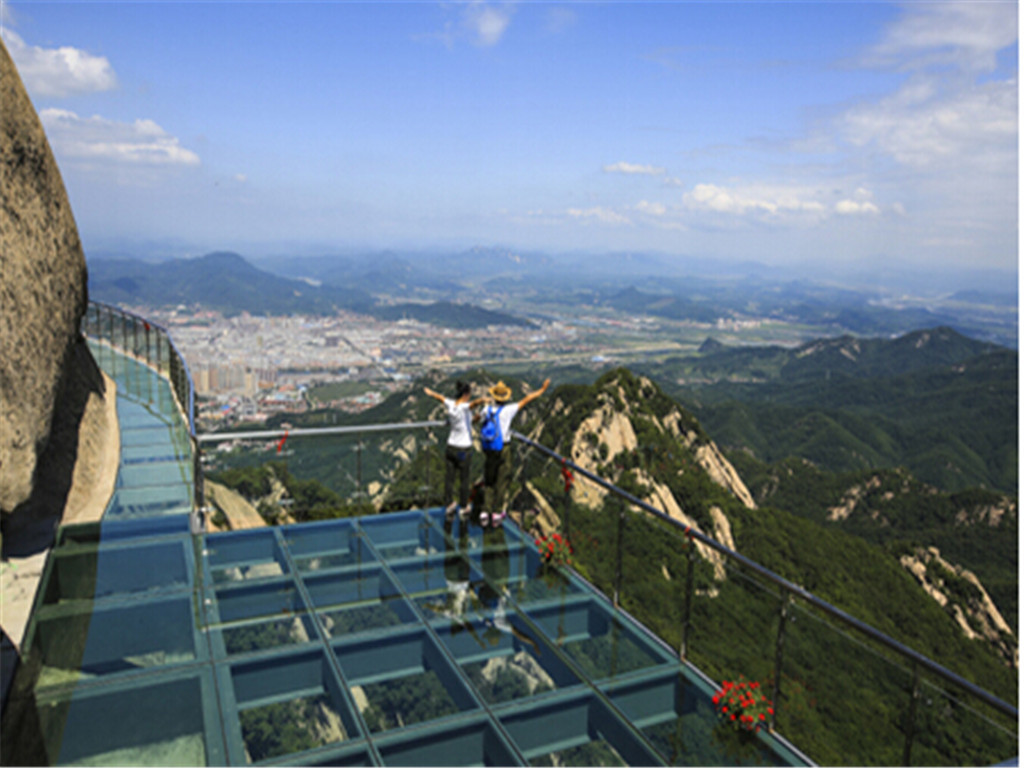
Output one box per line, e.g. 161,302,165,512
420,514,479,639
476,527,538,652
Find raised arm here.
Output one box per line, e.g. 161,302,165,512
423,386,446,403
517,378,551,409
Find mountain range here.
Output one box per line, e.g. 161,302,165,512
87,251,533,328
88,247,1018,346
639,327,1017,494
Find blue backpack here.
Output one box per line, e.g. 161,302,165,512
480,405,504,451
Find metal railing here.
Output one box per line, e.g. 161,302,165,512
188,417,1016,765
506,430,1018,766
78,303,1016,764
82,301,204,526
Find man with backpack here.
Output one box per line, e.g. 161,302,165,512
478,378,551,527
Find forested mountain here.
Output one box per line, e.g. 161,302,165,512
88,251,532,328
89,251,375,315
642,327,1018,493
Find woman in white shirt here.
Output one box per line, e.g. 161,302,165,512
424,381,482,518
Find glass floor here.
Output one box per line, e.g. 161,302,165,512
1,345,809,766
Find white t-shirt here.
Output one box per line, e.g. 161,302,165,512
484,402,520,444
444,398,473,448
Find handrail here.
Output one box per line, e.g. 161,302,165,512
85,300,197,437
197,421,444,443
510,430,1019,721
83,300,203,525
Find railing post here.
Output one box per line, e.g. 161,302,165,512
771,594,791,732
356,440,363,501
562,482,572,543
613,499,625,608
679,535,696,660
903,662,921,766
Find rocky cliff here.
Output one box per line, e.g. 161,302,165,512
0,40,115,542
530,368,755,579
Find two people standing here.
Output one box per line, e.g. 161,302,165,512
424,377,551,526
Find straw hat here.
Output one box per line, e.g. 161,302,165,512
488,381,512,403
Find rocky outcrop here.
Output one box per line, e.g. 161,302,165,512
0,40,89,517
694,443,756,510
900,546,1017,668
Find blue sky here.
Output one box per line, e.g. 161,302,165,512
1,1,1018,282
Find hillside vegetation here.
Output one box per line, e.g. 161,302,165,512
642,327,1017,493
207,352,1017,765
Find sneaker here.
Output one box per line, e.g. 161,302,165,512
490,511,507,528
478,512,490,527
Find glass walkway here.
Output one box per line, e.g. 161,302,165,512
1,346,807,765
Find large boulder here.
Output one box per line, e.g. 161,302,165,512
0,40,89,516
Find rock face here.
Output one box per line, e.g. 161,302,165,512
0,40,89,517
900,546,1017,668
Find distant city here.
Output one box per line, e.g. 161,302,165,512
139,303,794,431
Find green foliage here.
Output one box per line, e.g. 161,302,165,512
239,694,340,762
647,332,1017,494
360,671,459,733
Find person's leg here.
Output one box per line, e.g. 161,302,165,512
482,449,501,524
457,449,471,512
492,446,511,526
443,446,458,514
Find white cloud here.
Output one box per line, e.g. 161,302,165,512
463,3,512,47
841,75,1016,169
835,200,880,215
603,161,665,176
634,200,666,216
567,206,632,225
684,183,826,217
864,2,1018,74
40,108,200,166
2,29,117,98
838,2,1017,172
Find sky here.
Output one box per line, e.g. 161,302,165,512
1,1,1018,283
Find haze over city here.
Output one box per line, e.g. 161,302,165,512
1,0,1017,291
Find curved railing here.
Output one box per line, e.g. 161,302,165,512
82,301,204,524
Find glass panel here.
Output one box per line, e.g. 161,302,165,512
375,718,521,766
219,614,319,656
206,529,289,583
26,596,199,690
774,601,913,766
526,597,676,682
333,630,480,735
434,609,584,705
230,649,358,762
2,669,221,767
42,540,190,605
212,578,305,624
604,668,805,766
910,676,1018,766
500,691,661,766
